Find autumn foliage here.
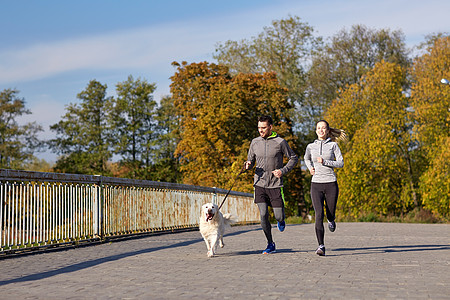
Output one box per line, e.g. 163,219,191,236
170,61,297,194
326,61,415,218
325,37,449,221
410,36,450,219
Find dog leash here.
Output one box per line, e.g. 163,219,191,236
218,165,247,210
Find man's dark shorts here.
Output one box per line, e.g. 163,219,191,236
254,186,285,208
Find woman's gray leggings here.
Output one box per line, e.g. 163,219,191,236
257,202,284,245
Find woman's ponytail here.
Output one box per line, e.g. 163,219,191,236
317,120,347,142
329,127,347,142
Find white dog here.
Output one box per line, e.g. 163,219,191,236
199,202,238,257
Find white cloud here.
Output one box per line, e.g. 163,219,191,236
0,25,193,83
2,0,448,86
0,15,263,85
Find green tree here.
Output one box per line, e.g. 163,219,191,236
410,36,450,220
110,75,157,179
308,24,410,130
147,95,182,183
326,61,417,219
24,157,54,172
49,80,112,175
214,16,321,125
0,88,43,169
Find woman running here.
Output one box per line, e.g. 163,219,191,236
304,120,345,256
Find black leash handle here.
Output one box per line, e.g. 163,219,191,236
218,165,247,210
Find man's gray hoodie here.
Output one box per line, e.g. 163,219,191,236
247,131,298,188
304,138,344,183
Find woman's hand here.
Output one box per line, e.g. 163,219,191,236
317,157,323,164
310,168,315,175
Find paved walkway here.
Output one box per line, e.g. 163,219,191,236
0,222,449,299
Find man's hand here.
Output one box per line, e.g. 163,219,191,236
310,168,315,175
272,169,282,178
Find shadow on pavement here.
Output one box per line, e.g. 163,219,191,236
218,248,307,257
0,226,262,286
329,244,450,256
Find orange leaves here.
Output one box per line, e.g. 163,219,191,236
170,62,291,188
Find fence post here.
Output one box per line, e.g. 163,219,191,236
212,187,217,205
94,175,104,240
0,183,3,249
99,176,105,240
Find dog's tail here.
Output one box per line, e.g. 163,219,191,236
222,213,238,226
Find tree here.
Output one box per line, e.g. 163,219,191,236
418,136,450,220
147,95,182,183
109,75,157,179
0,88,43,169
24,157,54,172
213,16,318,215
326,61,417,219
410,36,449,151
170,61,302,215
308,24,410,131
49,80,112,175
214,16,321,126
410,36,450,220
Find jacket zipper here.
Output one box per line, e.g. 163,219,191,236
264,138,268,187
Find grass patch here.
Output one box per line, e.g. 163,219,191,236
339,208,445,223
271,209,447,224
357,212,381,222
285,215,314,224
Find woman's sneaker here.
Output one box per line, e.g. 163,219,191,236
315,245,325,256
262,242,276,254
328,220,336,232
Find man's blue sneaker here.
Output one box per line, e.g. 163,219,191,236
262,242,276,254
277,220,286,232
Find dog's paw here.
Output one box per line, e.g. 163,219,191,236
219,242,224,248
207,250,215,258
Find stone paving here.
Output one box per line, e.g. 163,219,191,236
0,222,449,299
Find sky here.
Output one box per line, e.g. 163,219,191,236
1,0,449,162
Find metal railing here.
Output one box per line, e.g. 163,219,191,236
0,169,258,254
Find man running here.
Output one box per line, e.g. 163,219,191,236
245,115,298,254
